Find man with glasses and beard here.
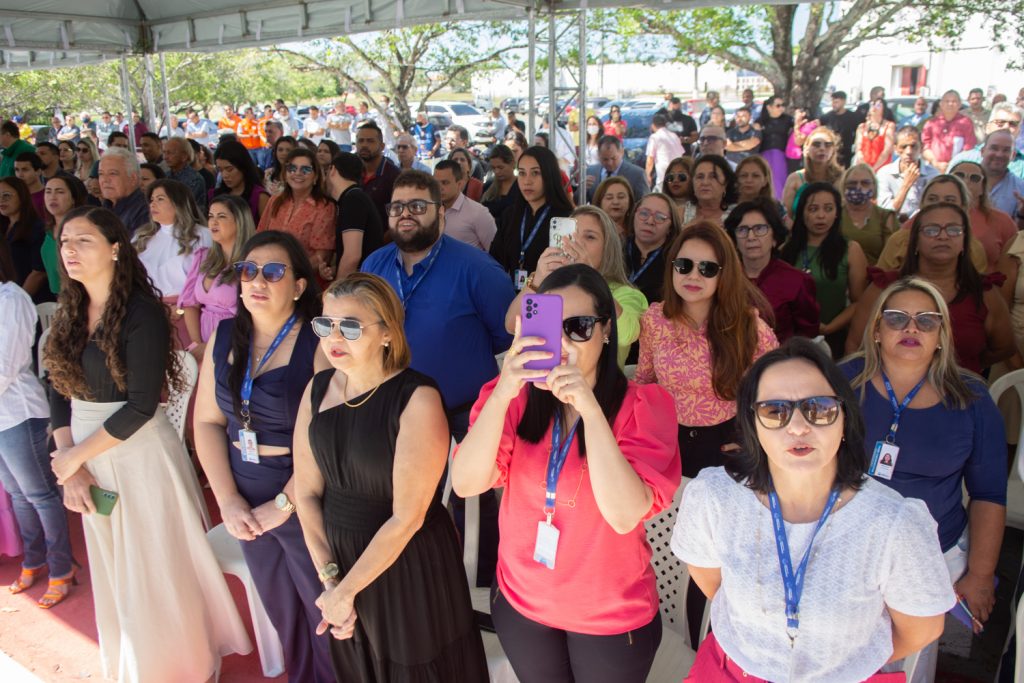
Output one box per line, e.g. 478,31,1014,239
361,170,514,587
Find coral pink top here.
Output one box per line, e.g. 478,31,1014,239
464,378,681,635
636,302,778,426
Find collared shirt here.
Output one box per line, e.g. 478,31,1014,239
725,125,761,163
326,111,353,146
167,165,208,213
185,118,217,147
0,138,35,177
0,282,49,431
361,235,515,409
302,115,327,144
103,188,150,235
442,192,497,250
236,119,263,150
361,157,401,227
256,194,335,255
95,121,118,149
876,159,939,218
57,125,80,142
645,128,685,187
922,113,977,163
134,224,212,298
949,147,1024,180
988,171,1024,219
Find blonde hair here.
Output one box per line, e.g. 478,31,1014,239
569,205,630,285
75,138,99,177
847,277,977,409
324,273,411,373
803,127,844,185
841,163,878,199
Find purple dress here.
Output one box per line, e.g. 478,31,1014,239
178,247,238,342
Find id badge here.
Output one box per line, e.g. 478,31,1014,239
514,269,528,291
239,429,261,464
533,520,560,569
870,441,899,480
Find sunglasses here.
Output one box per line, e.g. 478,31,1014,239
636,208,671,223
310,316,382,340
664,173,688,183
810,140,835,149
672,258,722,278
735,224,771,238
287,164,315,175
991,119,1021,129
952,171,983,184
233,261,290,282
880,309,943,333
77,147,90,153
562,315,609,342
385,199,440,217
394,144,412,150
753,396,843,429
919,223,964,238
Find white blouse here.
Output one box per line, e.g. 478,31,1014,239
672,467,955,683
0,283,49,431
135,224,212,299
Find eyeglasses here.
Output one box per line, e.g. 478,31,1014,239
310,316,383,340
753,396,843,429
810,140,835,149
880,309,943,333
385,199,440,217
672,258,722,278
991,118,1021,129
233,261,290,282
562,315,609,342
952,171,983,184
664,173,688,183
636,207,671,223
287,164,315,175
919,223,964,238
735,224,771,238
394,144,412,150
699,136,723,144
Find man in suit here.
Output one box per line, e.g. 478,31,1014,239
585,135,650,202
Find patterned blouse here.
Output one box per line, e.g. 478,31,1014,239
635,302,778,426
256,194,335,256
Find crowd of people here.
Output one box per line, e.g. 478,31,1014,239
0,82,1020,683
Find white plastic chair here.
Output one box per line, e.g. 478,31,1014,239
35,302,58,332
988,369,1024,529
206,523,285,678
37,327,51,380
164,350,199,442
1015,593,1024,683
624,363,637,380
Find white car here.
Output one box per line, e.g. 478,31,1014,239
425,102,493,143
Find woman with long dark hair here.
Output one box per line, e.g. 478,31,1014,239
594,175,636,239
45,206,250,681
57,141,76,173
264,135,298,196
316,139,341,174
681,154,739,226
448,147,484,201
780,181,868,357
212,139,271,223
454,264,681,682
661,156,693,212
755,95,795,198
193,229,331,682
480,144,521,220
41,174,89,296
0,176,49,302
489,145,574,287
623,191,683,306
603,105,627,140
257,148,335,268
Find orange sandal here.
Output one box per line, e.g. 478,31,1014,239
37,572,77,609
9,566,45,594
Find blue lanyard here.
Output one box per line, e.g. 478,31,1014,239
880,370,926,444
768,486,840,643
395,239,443,307
544,416,581,520
627,241,661,284
519,206,550,268
240,313,297,429
800,248,813,273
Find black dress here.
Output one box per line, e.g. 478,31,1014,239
309,368,488,683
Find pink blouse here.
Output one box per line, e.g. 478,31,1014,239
635,302,778,426
178,247,239,342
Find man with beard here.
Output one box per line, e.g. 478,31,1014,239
356,120,402,227
361,169,514,586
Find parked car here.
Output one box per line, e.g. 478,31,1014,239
884,96,938,123
620,108,657,168
425,101,492,143
500,97,525,113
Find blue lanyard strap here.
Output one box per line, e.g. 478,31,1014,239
628,243,661,284
880,370,926,444
395,239,443,307
240,312,297,429
519,206,551,268
544,416,581,519
768,486,840,642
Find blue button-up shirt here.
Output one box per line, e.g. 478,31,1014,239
362,235,515,410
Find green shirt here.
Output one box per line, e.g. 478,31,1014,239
0,138,35,178
41,231,60,295
791,244,849,325
841,205,894,266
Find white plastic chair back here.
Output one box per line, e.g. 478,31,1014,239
624,364,637,380
164,350,199,442
35,302,58,332
37,327,51,380
988,369,1024,530
645,484,689,642
1015,593,1024,683
811,335,831,359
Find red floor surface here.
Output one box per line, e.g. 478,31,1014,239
0,489,285,682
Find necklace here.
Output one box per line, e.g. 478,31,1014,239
343,382,381,408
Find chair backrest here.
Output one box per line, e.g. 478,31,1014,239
1015,592,1024,683
989,368,1024,481
164,350,199,441
624,364,637,380
645,484,690,643
37,327,51,380
36,302,58,332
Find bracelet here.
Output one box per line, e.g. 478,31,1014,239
175,307,185,316
185,341,199,352
525,271,537,291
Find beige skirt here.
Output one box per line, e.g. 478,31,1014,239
72,400,252,683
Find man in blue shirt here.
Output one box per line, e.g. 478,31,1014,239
412,111,440,160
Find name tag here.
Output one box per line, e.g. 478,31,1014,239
533,520,560,570
870,441,899,480
239,429,260,464
514,269,528,291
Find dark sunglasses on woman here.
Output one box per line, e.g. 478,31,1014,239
310,316,383,340
753,396,843,429
880,309,943,333
233,261,289,283
563,315,609,342
672,258,722,278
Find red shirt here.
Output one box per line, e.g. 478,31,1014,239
751,258,820,341
462,378,681,635
921,113,976,164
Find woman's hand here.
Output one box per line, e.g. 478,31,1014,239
62,468,97,514
533,247,568,290
251,499,292,534
494,317,555,402
51,446,83,485
317,587,359,639
546,340,601,420
955,571,996,633
560,235,596,269
220,493,263,541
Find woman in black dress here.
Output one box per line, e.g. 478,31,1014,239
293,272,488,682
755,94,795,199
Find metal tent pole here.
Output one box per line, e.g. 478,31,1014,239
158,53,173,139
143,53,158,133
547,7,556,138
527,6,536,140
577,7,587,204
119,55,137,155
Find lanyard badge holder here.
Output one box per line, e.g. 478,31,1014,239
869,372,925,480
534,416,580,570
239,313,297,464
515,206,550,291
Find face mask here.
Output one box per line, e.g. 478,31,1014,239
845,187,872,205
587,125,600,136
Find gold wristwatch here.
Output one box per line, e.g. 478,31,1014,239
274,492,296,515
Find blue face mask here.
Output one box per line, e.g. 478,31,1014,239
845,187,872,205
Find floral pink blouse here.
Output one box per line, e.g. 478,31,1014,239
635,302,778,426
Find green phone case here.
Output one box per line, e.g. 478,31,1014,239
89,485,119,516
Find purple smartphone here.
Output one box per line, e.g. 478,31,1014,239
520,293,563,380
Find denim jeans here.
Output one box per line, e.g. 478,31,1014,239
0,417,72,576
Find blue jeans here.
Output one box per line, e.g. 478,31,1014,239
0,417,72,576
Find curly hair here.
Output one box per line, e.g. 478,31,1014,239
44,206,185,400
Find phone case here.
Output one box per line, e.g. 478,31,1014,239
520,294,563,380
90,485,119,516
549,217,577,249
